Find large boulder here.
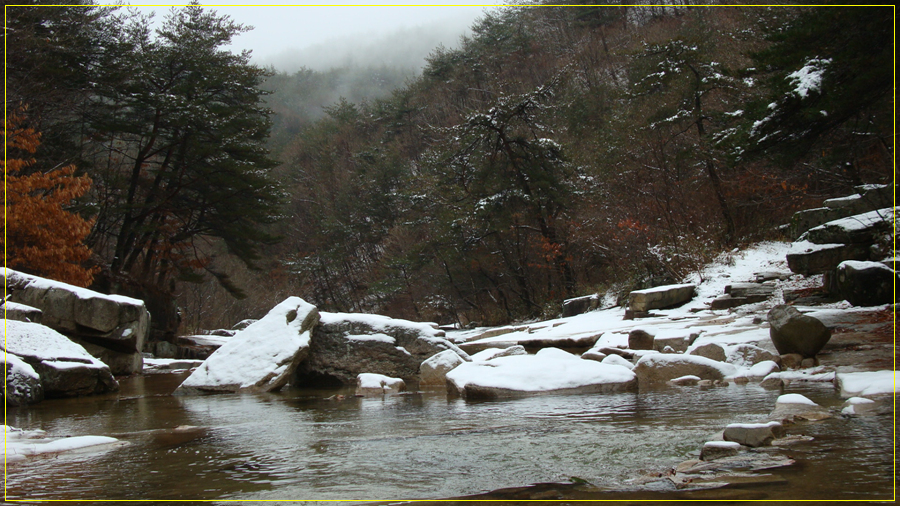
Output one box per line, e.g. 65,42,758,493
296,312,465,385
786,241,869,276
767,305,831,358
419,349,470,386
2,320,118,399
562,294,599,317
176,297,319,394
446,347,637,399
628,284,695,312
3,353,44,406
799,207,897,245
632,354,736,388
3,269,150,374
833,260,896,307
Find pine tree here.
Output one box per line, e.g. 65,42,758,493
3,111,98,286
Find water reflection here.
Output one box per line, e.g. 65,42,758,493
4,374,894,502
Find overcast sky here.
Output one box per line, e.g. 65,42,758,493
129,1,500,70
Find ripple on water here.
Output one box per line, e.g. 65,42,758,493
4,374,894,501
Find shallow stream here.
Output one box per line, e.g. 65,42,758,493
4,373,895,503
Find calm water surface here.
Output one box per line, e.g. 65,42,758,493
4,373,895,503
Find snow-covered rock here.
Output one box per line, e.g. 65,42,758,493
769,393,831,422
723,421,785,447
834,370,898,398
419,349,469,386
446,347,637,399
833,260,896,307
2,320,118,399
0,300,42,323
628,283,695,312
840,397,880,417
632,354,737,388
800,207,897,245
2,353,43,406
600,354,634,370
176,297,319,394
2,425,123,463
700,441,742,461
297,311,465,385
470,345,526,362
3,268,150,374
356,373,405,396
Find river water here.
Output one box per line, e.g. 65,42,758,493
4,372,895,503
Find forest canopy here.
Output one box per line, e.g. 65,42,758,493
5,2,893,334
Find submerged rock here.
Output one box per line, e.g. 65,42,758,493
176,297,319,394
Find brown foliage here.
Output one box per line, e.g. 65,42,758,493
3,111,98,286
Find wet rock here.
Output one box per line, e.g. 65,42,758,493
356,373,405,396
628,328,655,350
834,260,897,307
632,354,736,388
767,305,831,358
700,441,742,461
2,320,118,398
3,268,150,375
177,297,319,394
298,311,464,385
419,349,468,386
628,284,695,312
723,421,785,447
769,393,832,422
667,375,701,386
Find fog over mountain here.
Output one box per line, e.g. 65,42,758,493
257,12,479,73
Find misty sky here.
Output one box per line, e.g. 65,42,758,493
132,1,500,71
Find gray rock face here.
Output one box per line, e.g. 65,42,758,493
297,312,464,385
3,354,44,406
628,329,655,350
834,260,896,307
786,242,869,276
628,284,695,312
800,207,896,245
767,305,831,358
0,301,42,324
3,269,150,375
562,294,599,317
688,343,727,362
2,320,118,399
723,422,785,447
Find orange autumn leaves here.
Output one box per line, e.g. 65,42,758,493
4,111,97,286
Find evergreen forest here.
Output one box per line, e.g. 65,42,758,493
4,1,894,339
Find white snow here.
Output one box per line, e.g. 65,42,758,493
804,207,898,236
178,297,317,391
357,373,404,390
838,260,894,273
835,370,898,398
787,58,830,98
630,283,694,296
704,441,741,449
2,319,107,369
347,333,395,344
635,353,738,377
3,425,122,463
776,393,818,406
600,354,634,369
725,421,782,430
2,268,144,306
447,347,635,393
